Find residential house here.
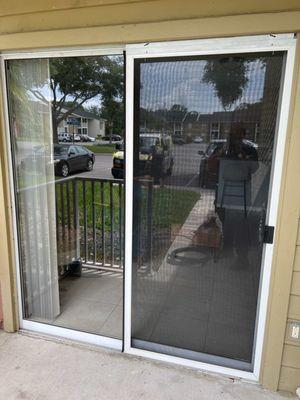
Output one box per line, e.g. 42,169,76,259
58,107,106,138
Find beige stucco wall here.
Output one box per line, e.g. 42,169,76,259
0,0,299,393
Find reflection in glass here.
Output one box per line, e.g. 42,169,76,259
131,53,285,369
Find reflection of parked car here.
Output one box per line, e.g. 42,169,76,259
198,139,227,188
102,134,122,142
198,138,258,188
193,136,204,143
111,133,174,179
54,144,95,177
172,135,186,145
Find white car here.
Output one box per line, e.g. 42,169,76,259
73,134,81,142
58,132,71,142
81,134,96,142
193,136,204,143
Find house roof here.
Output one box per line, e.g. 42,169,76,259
61,106,106,121
70,107,106,121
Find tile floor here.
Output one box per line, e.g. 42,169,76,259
53,191,260,368
53,269,123,339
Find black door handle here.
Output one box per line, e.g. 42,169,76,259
263,226,275,244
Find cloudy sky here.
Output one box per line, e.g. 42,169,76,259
139,58,268,114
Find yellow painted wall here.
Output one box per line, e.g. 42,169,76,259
0,0,300,394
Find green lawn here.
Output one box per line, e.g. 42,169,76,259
20,176,199,234
56,181,199,232
84,144,116,154
152,187,199,228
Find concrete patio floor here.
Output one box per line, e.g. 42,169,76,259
0,331,296,400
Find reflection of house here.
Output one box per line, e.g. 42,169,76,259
179,103,261,142
58,108,106,138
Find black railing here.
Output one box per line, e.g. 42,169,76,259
55,176,125,271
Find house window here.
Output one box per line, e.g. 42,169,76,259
255,123,260,142
210,122,220,140
82,118,87,123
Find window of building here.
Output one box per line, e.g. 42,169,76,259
210,122,220,140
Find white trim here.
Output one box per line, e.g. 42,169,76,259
22,320,122,350
124,33,297,382
1,45,125,60
123,52,134,353
252,45,296,378
125,34,295,57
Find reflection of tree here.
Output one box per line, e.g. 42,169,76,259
203,57,249,110
140,104,187,132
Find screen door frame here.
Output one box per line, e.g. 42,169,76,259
123,34,297,381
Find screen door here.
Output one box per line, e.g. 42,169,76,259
128,49,287,371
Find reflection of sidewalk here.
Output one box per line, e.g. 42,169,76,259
162,189,215,257
134,188,257,365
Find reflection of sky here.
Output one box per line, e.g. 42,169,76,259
140,59,266,113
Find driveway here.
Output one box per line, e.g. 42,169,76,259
76,153,113,179
77,143,207,185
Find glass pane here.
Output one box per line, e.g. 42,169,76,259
131,52,285,369
7,55,125,338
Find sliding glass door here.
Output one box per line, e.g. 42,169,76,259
6,54,125,341
130,50,286,370
3,35,295,375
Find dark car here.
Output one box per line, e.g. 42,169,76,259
172,135,186,145
198,139,258,188
54,144,95,177
102,134,122,142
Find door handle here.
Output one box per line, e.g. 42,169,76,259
263,225,275,244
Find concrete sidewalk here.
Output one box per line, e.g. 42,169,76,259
0,331,295,400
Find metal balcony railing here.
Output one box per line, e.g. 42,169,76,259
18,174,154,275
55,176,125,271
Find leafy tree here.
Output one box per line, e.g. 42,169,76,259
49,55,123,142
203,57,249,110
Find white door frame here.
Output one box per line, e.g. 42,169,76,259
123,34,297,381
0,45,125,351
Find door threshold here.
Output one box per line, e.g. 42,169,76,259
126,346,259,382
21,320,122,351
132,339,253,372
